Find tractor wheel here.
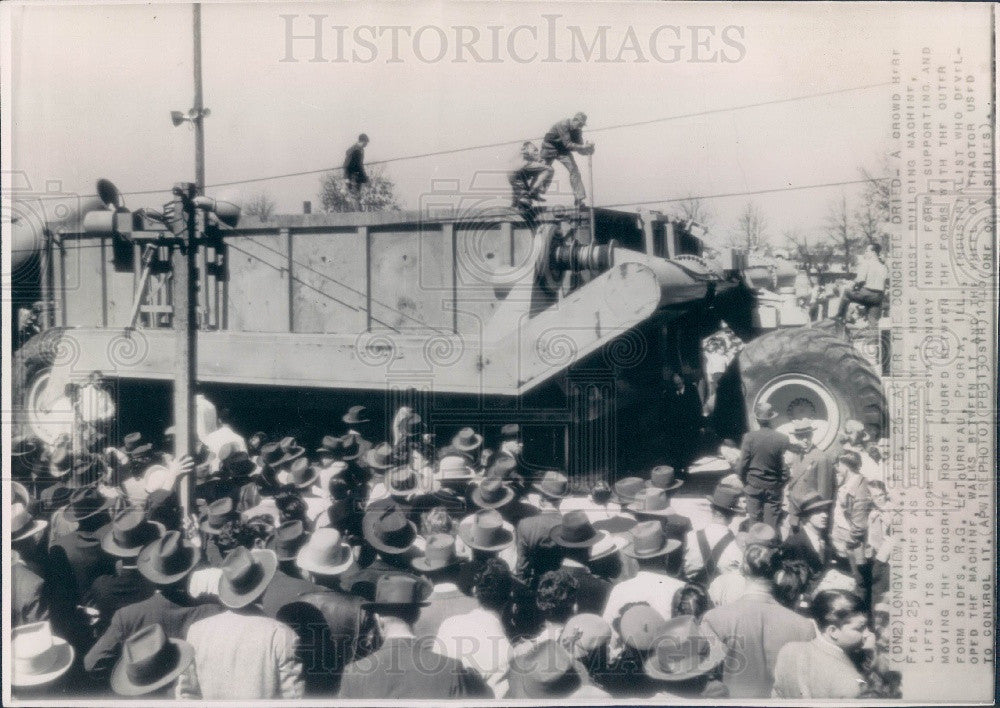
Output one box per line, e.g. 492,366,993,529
12,328,76,444
712,326,887,450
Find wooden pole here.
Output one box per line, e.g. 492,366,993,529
173,199,198,518
192,3,205,196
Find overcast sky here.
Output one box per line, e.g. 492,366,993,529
6,1,991,245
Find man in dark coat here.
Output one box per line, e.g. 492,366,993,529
84,531,223,682
47,488,115,611
343,134,370,197
259,521,325,617
660,369,705,475
338,574,491,698
737,402,793,530
781,491,834,586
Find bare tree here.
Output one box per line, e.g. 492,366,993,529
676,195,713,230
727,201,769,252
242,191,277,221
784,229,834,284
856,155,892,253
825,195,863,270
320,166,403,213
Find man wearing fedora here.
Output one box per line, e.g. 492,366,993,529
338,574,491,698
505,639,608,699
602,520,685,624
785,419,836,516
485,423,527,494
84,508,163,634
259,521,326,618
513,474,567,584
700,544,815,698
110,624,195,697
738,401,794,530
11,621,77,696
830,449,874,601
178,547,304,698
437,426,483,462
645,615,729,699
295,527,358,590
342,506,422,600
84,531,223,682
629,465,692,575
410,534,479,637
47,487,116,616
552,511,614,615
683,482,744,586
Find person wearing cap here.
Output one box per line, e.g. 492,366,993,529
645,615,729,699
603,602,669,696
259,521,325,617
559,612,614,692
84,508,164,634
737,401,794,530
699,544,815,698
537,112,593,207
110,623,195,697
178,547,304,698
830,449,874,600
773,589,873,698
683,482,744,585
552,511,613,614
84,531,223,681
435,557,516,695
410,534,479,637
506,638,608,699
785,419,836,522
338,574,491,698
602,521,686,625
782,490,835,582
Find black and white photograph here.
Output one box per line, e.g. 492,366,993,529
2,1,996,704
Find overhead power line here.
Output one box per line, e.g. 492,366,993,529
28,81,891,201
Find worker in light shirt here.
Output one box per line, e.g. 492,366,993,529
834,242,888,326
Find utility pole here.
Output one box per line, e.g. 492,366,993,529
174,3,204,517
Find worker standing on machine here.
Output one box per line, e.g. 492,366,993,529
536,112,594,208
508,141,553,209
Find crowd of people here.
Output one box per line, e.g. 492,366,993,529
10,395,900,700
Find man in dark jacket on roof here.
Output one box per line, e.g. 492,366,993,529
344,133,370,197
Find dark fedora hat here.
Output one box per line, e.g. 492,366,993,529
259,442,286,469
470,478,515,510
612,476,649,504
411,533,461,573
649,465,683,492
386,467,439,498
279,457,318,489
549,511,601,548
362,573,432,609
643,615,726,683
121,432,154,459
342,405,370,425
507,640,584,699
753,401,779,421
533,470,571,499
137,531,200,585
277,436,306,467
362,507,417,555
101,508,165,558
451,427,483,452
458,509,514,552
64,486,113,523
339,433,369,462
622,520,682,559
111,624,194,696
707,484,743,513
218,547,278,609
315,435,342,455
199,497,237,535
220,448,256,479
268,520,308,561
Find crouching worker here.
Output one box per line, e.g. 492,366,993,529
508,141,553,208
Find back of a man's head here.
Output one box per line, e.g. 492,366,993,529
742,543,780,582
474,557,513,612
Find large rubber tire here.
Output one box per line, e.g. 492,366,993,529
11,327,69,442
712,326,887,449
